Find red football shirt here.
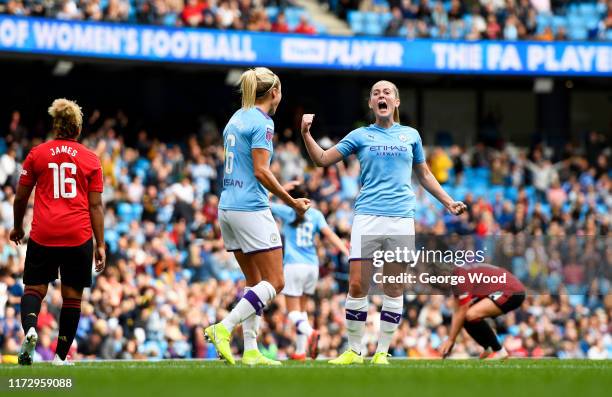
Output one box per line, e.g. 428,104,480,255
452,264,525,306
19,138,104,247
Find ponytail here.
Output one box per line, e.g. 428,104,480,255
239,69,258,109
239,67,279,109
393,106,400,123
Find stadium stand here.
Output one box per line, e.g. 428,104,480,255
1,0,611,39
0,109,610,361
0,0,327,35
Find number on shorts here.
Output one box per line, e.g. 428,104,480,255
48,162,77,199
224,134,236,175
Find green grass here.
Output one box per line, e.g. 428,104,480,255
1,359,610,397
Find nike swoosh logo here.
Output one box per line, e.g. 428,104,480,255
27,313,37,317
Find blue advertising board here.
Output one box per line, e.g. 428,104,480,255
0,16,611,76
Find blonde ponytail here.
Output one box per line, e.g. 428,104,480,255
239,69,258,109
393,106,400,123
48,98,83,138
239,67,279,109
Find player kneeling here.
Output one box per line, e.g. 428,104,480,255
439,264,525,360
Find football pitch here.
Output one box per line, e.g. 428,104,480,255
1,359,610,397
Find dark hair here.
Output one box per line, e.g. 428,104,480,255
290,185,308,227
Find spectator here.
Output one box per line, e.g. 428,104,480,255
182,0,206,27
294,15,316,34
271,11,290,33
384,6,405,36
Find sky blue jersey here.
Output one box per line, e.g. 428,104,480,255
335,123,425,218
271,203,329,266
219,107,274,211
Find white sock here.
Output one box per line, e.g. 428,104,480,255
300,312,313,336
221,281,275,332
376,295,403,354
242,288,261,352
289,311,312,355
345,295,368,355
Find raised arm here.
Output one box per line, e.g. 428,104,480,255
413,162,466,215
301,114,344,167
253,148,310,216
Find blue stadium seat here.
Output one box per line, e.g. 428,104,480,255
552,16,567,30
116,222,129,235
504,186,518,201
105,229,119,253
536,12,553,28
132,203,143,221
568,14,585,28
163,13,178,26
578,3,597,18
348,11,364,34
364,12,380,26
585,15,600,30
569,26,588,40
266,6,279,20
117,202,133,222
364,22,384,36
606,30,612,40
380,12,393,27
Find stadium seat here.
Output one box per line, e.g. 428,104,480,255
132,203,143,221
569,26,588,40
348,11,364,34
578,3,598,18
266,6,279,20
364,20,384,36
380,12,393,28
105,229,120,253
163,13,178,26
552,16,567,30
568,14,585,28
536,12,553,28
117,202,133,222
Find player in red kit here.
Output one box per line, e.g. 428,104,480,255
10,99,105,366
439,263,525,360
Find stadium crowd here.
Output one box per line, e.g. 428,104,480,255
339,0,612,40
0,108,610,362
2,0,612,40
0,0,320,34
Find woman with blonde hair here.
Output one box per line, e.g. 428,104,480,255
205,67,310,366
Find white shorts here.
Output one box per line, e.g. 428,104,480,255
349,214,415,260
219,209,282,254
282,264,319,297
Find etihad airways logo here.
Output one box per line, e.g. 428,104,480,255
369,145,408,157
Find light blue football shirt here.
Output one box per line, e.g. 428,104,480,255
335,123,425,218
219,107,274,211
271,203,329,266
